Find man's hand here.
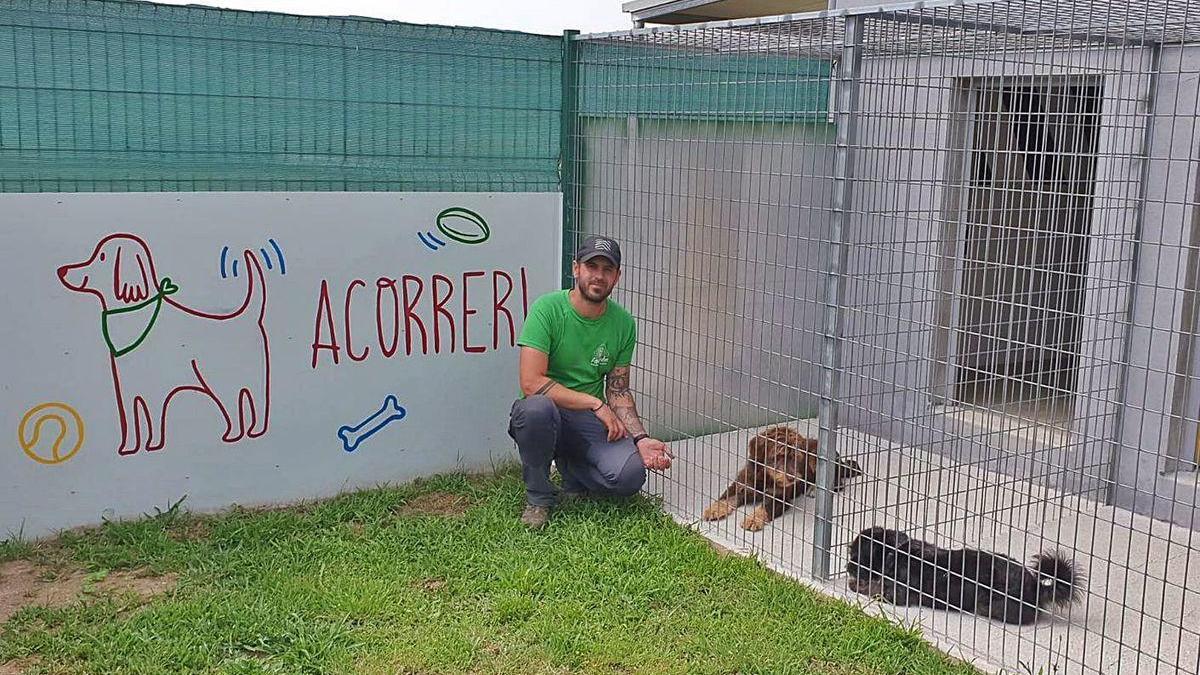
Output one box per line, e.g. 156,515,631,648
636,437,673,470
594,403,627,441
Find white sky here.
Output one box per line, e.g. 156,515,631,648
149,0,634,36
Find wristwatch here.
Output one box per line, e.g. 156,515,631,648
632,433,650,444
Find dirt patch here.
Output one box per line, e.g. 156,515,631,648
93,570,177,598
0,560,177,624
1,561,84,622
168,520,211,542
393,492,470,518
415,577,447,592
0,657,41,675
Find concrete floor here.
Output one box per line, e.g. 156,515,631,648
644,419,1200,675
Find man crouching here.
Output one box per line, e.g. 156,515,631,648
507,235,673,529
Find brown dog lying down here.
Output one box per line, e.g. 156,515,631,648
702,425,864,531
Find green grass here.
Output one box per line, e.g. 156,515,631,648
0,469,978,675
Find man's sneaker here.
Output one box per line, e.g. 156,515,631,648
520,503,551,529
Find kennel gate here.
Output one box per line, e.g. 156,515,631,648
567,1,1200,672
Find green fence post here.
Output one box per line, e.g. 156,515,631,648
560,29,580,289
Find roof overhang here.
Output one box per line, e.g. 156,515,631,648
621,0,830,25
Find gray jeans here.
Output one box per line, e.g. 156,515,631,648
508,394,646,506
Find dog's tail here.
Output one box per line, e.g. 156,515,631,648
1032,550,1084,608
241,250,267,322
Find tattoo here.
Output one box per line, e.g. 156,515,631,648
534,380,558,396
605,367,646,436
610,403,647,438
606,368,631,396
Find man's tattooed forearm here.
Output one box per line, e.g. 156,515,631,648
606,370,631,395
612,404,647,437
534,380,558,396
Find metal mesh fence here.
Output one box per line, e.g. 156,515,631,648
569,1,1200,672
0,0,564,192
6,0,1200,670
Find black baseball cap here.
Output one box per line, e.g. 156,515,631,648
575,235,622,267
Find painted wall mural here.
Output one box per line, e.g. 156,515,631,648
338,395,407,453
57,234,272,455
2,192,561,539
18,402,85,465
419,207,492,251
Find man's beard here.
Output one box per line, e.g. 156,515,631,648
577,279,611,303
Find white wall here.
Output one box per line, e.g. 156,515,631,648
826,40,1200,525
0,192,561,539
1112,44,1200,524
579,116,836,439
836,45,1152,501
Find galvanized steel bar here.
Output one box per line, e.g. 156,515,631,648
812,12,864,581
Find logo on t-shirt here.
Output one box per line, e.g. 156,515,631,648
590,343,611,368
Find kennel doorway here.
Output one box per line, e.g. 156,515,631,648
946,79,1102,429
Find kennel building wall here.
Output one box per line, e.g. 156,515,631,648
571,3,1200,530
838,33,1200,529
0,0,572,539
571,41,835,440
838,36,1200,526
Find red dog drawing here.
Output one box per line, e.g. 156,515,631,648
57,234,271,455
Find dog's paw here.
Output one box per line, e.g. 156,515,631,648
741,506,769,532
702,499,734,521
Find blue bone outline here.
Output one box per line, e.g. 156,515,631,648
338,395,407,453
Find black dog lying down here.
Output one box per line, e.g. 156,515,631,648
846,527,1084,625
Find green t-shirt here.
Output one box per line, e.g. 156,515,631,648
517,290,637,400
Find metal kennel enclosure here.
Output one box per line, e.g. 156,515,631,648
566,1,1200,672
